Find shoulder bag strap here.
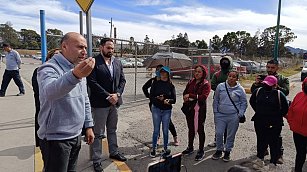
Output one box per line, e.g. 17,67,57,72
225,82,239,114
277,90,281,109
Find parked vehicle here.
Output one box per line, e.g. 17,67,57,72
120,59,133,68
172,54,232,79
232,61,247,74
253,61,267,73
236,60,258,74
301,61,307,81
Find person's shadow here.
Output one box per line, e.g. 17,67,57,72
0,145,34,160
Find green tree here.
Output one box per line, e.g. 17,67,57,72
191,39,208,49
221,32,237,53
0,22,20,48
20,29,40,49
163,32,190,54
46,28,63,50
211,35,222,53
235,31,251,56
260,25,296,57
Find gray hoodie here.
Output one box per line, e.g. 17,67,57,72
37,53,94,140
213,81,247,117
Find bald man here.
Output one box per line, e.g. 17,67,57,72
37,32,95,172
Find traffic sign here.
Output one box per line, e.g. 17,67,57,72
76,0,94,13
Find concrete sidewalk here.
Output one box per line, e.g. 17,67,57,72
0,61,131,172
0,63,35,171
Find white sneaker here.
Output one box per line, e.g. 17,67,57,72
252,158,264,169
208,141,216,147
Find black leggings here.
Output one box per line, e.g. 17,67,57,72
185,110,206,150
293,132,307,172
254,122,281,164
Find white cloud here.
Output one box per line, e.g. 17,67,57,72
135,0,172,6
0,0,307,49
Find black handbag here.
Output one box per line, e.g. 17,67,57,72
225,83,246,123
181,103,191,116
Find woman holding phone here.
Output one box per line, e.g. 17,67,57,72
149,66,176,157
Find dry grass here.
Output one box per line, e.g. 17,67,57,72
238,65,301,86
279,65,301,77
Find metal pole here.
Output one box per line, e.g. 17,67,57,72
40,10,47,64
207,39,212,80
134,43,137,101
109,18,113,38
273,0,281,61
86,9,92,57
114,27,117,43
79,11,83,36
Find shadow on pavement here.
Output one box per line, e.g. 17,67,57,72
0,145,34,160
0,117,34,131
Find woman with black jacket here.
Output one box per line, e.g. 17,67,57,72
149,66,176,157
249,75,289,169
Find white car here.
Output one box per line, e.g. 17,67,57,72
120,59,133,68
301,61,307,81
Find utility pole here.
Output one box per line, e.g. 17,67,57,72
273,0,282,61
109,18,113,38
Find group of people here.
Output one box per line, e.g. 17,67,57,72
143,56,306,172
32,33,126,172
2,32,305,172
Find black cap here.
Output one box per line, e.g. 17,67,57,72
2,42,10,47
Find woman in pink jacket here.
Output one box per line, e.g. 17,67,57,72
286,77,307,172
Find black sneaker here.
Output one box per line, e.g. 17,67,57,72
150,149,156,158
182,147,194,155
264,149,269,156
161,149,171,159
93,162,103,172
212,150,223,160
109,153,127,162
195,150,205,161
223,151,231,162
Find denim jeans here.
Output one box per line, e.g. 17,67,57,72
39,135,81,172
151,105,171,150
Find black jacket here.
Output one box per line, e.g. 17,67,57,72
150,80,176,110
87,54,126,108
249,88,289,126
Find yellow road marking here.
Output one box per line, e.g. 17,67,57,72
34,147,43,172
35,139,131,172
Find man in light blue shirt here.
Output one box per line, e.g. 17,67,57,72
37,32,95,172
0,43,25,97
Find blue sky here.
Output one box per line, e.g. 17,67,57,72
1,0,307,49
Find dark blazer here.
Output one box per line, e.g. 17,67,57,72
87,54,126,108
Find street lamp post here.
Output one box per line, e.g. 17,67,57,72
273,0,282,61
109,18,113,38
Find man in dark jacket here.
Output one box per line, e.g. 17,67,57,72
250,59,289,164
87,38,126,172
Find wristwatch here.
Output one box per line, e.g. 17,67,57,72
117,93,121,97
